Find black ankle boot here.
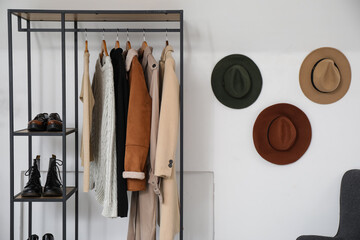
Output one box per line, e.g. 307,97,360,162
28,234,39,240
42,233,54,240
22,156,42,197
43,155,63,197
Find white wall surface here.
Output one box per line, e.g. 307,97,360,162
1,0,360,239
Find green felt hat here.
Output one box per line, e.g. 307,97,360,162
211,54,262,109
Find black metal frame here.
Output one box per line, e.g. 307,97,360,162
8,9,184,240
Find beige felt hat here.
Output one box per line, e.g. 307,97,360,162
299,47,351,104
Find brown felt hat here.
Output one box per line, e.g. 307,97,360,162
253,103,312,165
299,47,351,104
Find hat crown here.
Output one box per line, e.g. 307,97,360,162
223,65,251,98
312,59,341,93
268,116,297,151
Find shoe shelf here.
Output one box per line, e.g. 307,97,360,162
14,128,77,136
14,187,77,202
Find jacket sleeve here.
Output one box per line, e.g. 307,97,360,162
123,59,152,184
155,57,180,178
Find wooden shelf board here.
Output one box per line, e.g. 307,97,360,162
10,10,182,22
14,128,76,136
14,187,76,202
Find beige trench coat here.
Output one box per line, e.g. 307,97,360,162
155,45,180,240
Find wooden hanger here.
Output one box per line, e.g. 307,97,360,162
85,29,89,52
126,41,131,50
115,29,120,49
139,29,148,56
126,29,132,50
102,40,109,56
100,29,108,60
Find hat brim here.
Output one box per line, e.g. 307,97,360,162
211,54,262,109
253,103,312,165
299,47,351,104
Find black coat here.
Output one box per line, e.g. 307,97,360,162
110,47,129,218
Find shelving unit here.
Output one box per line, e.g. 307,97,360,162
8,9,184,240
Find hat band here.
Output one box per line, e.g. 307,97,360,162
310,58,340,93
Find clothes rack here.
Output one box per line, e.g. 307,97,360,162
8,9,184,240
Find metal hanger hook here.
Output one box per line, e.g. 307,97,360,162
102,28,105,40
116,29,119,41
85,28,88,41
166,29,168,41
143,29,146,42
127,28,130,41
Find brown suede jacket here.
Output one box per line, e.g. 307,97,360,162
123,49,152,191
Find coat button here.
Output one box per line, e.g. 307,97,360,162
169,159,173,164
168,163,173,168
152,63,156,68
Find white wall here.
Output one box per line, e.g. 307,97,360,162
1,0,360,239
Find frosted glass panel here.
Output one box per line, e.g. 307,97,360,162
179,171,214,240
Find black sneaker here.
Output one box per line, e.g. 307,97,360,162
43,155,63,197
47,113,63,131
28,113,49,131
21,155,42,197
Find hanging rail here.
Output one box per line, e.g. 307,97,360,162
17,27,181,33
16,16,181,32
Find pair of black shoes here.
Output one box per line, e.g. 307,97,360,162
22,155,63,197
28,113,63,131
28,233,54,240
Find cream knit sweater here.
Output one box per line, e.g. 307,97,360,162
89,55,118,218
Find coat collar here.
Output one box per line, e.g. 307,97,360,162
141,46,158,70
161,45,174,62
125,48,138,72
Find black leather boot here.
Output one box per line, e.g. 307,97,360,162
27,234,39,240
22,156,42,197
42,233,54,240
43,155,63,197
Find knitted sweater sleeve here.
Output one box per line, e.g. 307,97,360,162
89,57,118,218
101,64,118,217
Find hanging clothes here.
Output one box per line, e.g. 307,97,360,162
79,50,95,193
110,47,129,218
155,45,180,240
123,48,152,191
89,55,118,218
127,46,159,240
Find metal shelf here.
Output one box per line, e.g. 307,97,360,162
14,128,76,136
14,187,77,202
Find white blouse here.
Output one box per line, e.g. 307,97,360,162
89,55,117,218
